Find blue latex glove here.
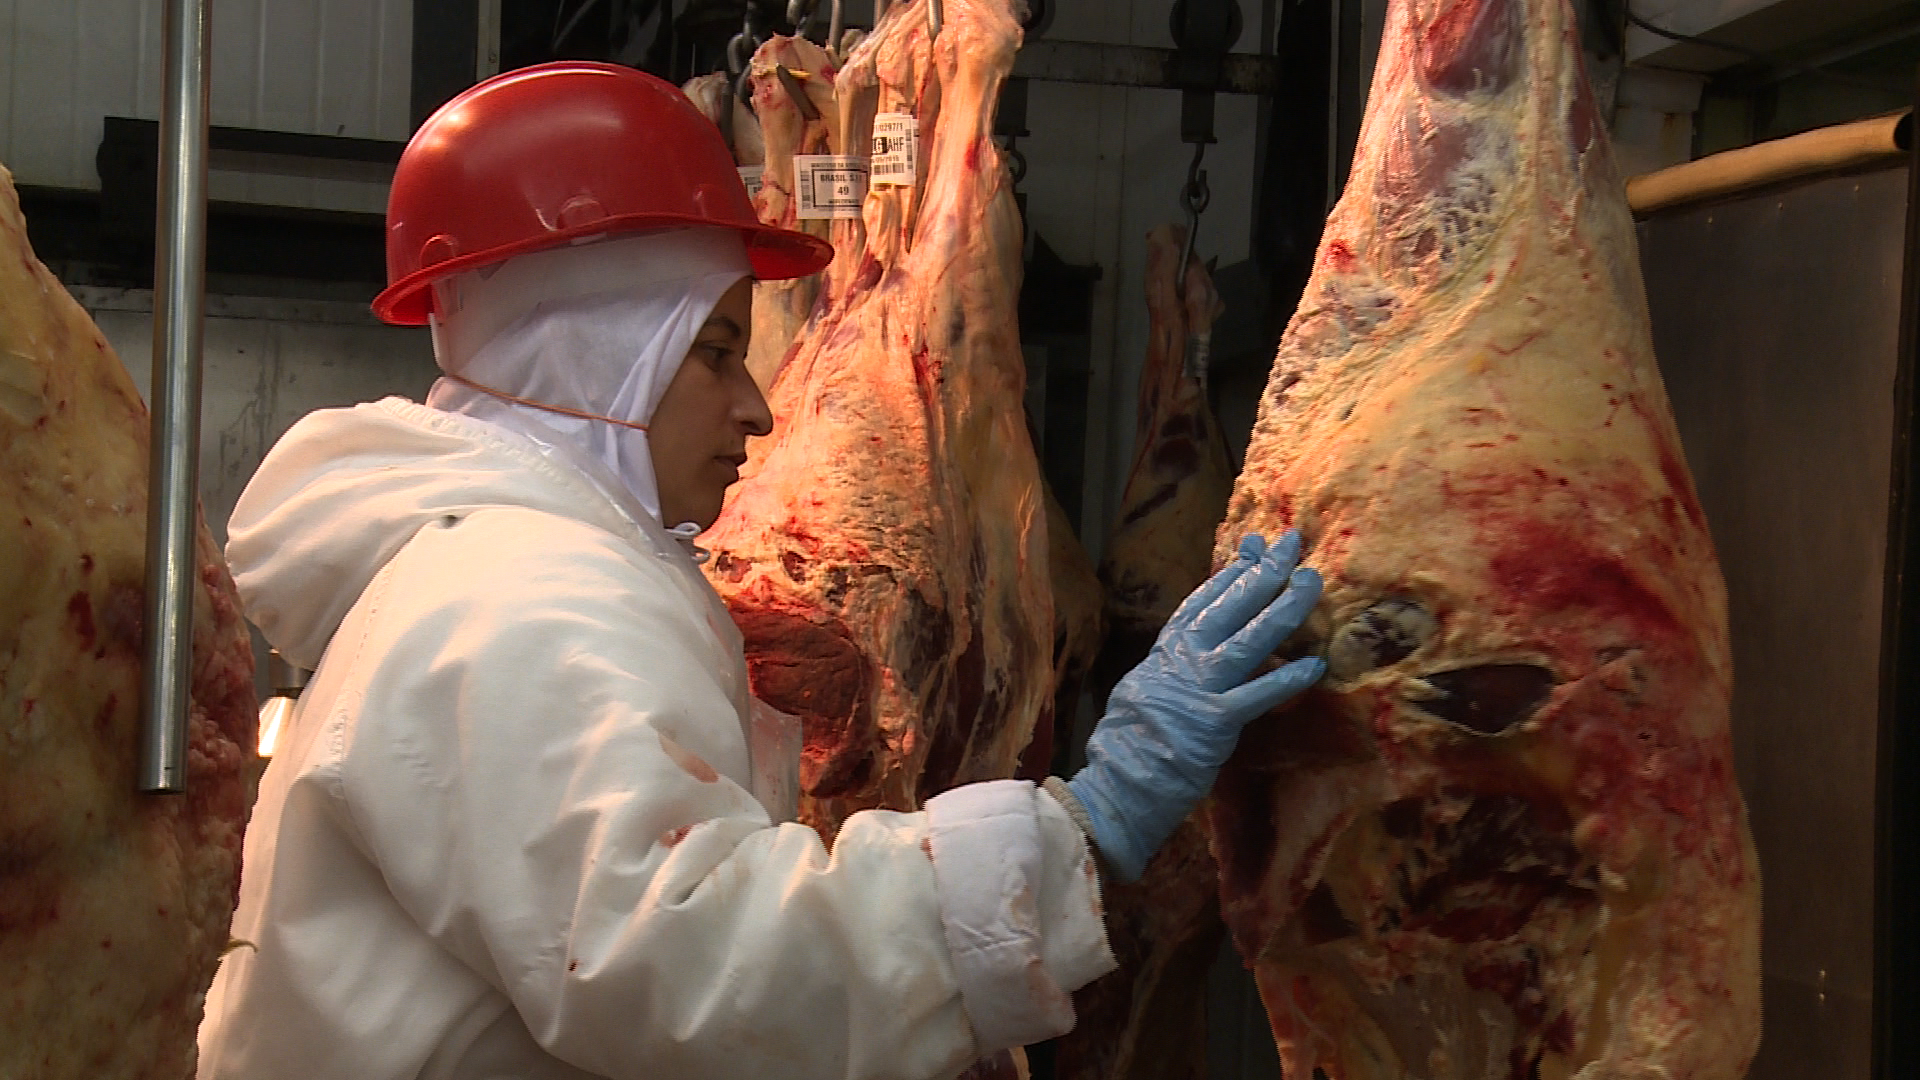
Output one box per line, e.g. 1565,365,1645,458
1066,531,1325,882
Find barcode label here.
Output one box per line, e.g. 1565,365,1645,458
737,165,764,200
870,112,919,186
794,154,868,219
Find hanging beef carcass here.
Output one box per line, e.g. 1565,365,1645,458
1056,224,1233,1080
703,0,1050,844
0,164,258,1079
690,18,1096,835
1019,479,1104,782
1207,0,1762,1076
1098,224,1235,678
740,36,841,388
688,38,840,390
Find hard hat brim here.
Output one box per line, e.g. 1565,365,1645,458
371,215,834,327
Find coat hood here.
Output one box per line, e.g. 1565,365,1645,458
226,397,682,669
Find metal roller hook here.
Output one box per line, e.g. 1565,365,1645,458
1175,141,1209,307
775,64,822,120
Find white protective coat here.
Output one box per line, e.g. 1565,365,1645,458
198,398,1114,1080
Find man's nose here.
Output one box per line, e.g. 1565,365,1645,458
738,379,774,437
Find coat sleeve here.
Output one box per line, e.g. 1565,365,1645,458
321,507,1111,1080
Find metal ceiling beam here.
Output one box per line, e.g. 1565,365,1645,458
1010,39,1279,95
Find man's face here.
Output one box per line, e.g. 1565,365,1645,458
649,277,770,530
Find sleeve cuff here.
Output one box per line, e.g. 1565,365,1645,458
1033,784,1117,992
1040,776,1096,846
924,780,1115,1052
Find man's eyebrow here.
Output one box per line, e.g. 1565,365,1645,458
702,315,744,339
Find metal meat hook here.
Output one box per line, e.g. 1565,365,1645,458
1176,140,1210,302
1177,141,1213,391
826,0,845,57
928,0,944,39
789,0,846,50
1006,144,1028,185
775,64,822,120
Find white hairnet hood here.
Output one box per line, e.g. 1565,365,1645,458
425,228,752,526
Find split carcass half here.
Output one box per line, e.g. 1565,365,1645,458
1207,0,1762,1077
703,0,1050,845
0,164,258,1079
742,36,841,388
1098,224,1235,674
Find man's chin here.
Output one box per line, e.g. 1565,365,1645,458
690,498,728,533
657,504,715,532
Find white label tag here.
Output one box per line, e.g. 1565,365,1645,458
737,165,764,200
870,112,919,186
794,154,868,219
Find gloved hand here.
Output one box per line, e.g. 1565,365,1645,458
1064,532,1325,882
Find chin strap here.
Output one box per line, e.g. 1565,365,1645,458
667,521,712,564
445,372,713,562
442,373,650,432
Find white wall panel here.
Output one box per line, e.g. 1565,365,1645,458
83,288,438,547
2,0,410,213
2,0,82,187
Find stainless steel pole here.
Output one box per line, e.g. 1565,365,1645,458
139,0,211,794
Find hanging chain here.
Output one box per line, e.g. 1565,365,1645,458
728,3,772,106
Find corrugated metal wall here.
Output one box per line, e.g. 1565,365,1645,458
0,0,411,213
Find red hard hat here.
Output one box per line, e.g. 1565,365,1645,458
372,61,833,326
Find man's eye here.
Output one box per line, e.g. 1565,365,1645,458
699,344,732,367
